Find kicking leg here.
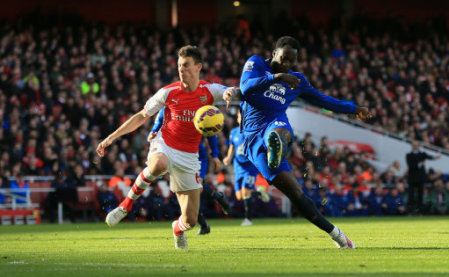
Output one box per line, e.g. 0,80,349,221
202,182,231,215
105,153,167,227
272,171,355,248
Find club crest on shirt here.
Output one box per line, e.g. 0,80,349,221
243,61,254,72
199,95,208,104
274,121,287,126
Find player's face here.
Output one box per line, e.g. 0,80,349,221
271,46,298,73
178,56,202,85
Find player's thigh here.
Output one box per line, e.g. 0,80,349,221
247,144,291,183
263,121,294,146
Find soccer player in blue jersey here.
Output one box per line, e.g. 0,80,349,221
224,111,269,226
148,108,231,235
239,36,372,248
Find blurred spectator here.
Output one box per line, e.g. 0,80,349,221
81,73,99,97
367,186,386,216
108,167,132,199
67,164,86,187
383,188,406,215
0,174,10,204
45,174,77,222
425,178,449,215
9,173,30,205
97,181,118,215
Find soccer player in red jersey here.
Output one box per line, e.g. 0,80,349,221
96,45,235,249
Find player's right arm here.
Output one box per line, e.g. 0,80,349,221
223,144,235,166
97,109,150,157
98,87,168,157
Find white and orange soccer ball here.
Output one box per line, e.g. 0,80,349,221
193,105,224,136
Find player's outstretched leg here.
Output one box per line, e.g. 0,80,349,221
272,171,355,249
252,187,270,203
203,183,231,215
196,212,210,235
106,167,156,227
267,131,288,170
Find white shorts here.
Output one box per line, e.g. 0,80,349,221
148,132,201,192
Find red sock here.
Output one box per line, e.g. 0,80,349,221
119,197,134,212
173,218,187,236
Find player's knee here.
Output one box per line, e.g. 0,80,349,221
147,158,168,176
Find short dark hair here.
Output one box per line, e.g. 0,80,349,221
275,36,300,52
178,45,202,64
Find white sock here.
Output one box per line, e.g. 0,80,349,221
127,167,156,200
329,226,341,238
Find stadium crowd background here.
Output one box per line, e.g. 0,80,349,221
1,5,449,222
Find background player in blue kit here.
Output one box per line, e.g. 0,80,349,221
224,111,269,226
239,36,372,248
149,108,231,235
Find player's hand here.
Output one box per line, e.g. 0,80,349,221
147,132,158,142
212,157,222,173
96,136,114,158
355,107,373,122
435,154,442,160
275,73,300,90
223,87,237,109
223,156,231,166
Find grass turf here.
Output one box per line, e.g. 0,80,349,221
1,217,449,276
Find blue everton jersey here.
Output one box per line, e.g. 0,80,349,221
230,127,251,164
239,55,357,132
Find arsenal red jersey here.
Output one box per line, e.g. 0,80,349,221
144,81,228,153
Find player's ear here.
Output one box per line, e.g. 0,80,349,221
197,62,202,71
272,49,277,58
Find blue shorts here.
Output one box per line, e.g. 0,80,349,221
198,143,208,179
233,160,258,192
244,119,293,183
199,156,208,179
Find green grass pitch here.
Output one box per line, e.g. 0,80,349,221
1,217,449,276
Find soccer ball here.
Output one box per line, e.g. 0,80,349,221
193,105,224,136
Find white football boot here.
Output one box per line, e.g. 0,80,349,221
172,221,188,249
105,207,127,227
331,227,355,249
241,218,253,226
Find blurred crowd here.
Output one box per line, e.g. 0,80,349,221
1,12,449,220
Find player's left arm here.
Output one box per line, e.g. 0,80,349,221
298,74,372,121
207,83,237,109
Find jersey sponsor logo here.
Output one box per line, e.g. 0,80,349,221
274,121,287,126
170,109,196,122
171,99,179,104
243,61,254,72
264,84,286,104
199,95,207,104
265,71,271,75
